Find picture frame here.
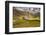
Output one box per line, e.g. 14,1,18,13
5,1,45,34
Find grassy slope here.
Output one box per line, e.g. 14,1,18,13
13,19,40,28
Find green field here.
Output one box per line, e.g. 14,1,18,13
13,19,40,28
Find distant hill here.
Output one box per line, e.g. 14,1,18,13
13,7,40,17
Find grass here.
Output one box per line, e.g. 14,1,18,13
13,19,40,28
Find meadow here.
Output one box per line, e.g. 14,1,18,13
13,18,40,28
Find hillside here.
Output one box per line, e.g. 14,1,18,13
13,7,40,28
